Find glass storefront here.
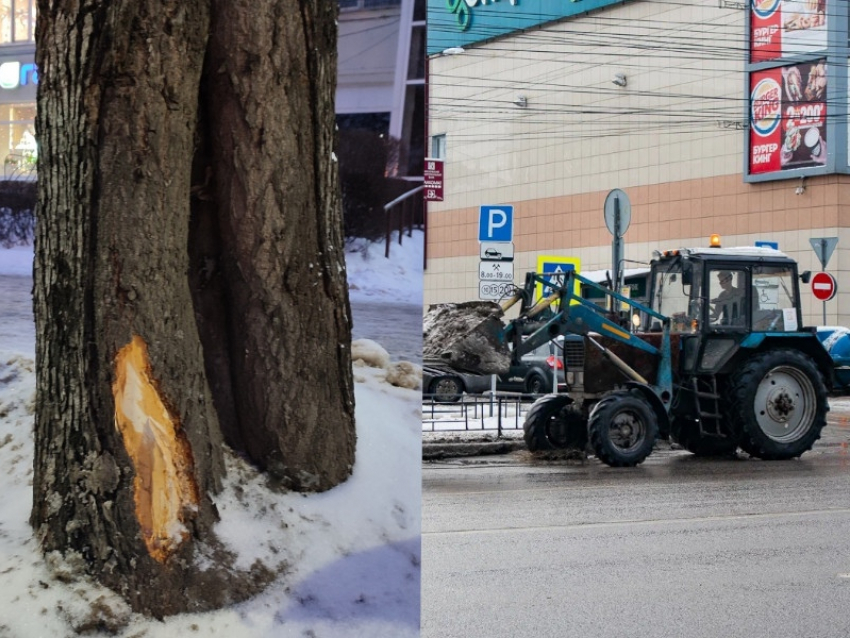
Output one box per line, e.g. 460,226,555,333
0,102,34,179
0,0,35,44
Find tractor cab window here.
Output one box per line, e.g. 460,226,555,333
709,269,747,327
752,266,798,332
650,263,699,333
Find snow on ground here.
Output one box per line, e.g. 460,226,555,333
421,395,529,436
0,243,32,277
345,231,423,306
0,237,422,637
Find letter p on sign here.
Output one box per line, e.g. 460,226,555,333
479,205,514,242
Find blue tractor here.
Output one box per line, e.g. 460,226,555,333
429,242,836,467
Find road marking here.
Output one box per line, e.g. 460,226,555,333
422,507,850,537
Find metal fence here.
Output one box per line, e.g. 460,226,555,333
421,393,535,436
383,185,423,258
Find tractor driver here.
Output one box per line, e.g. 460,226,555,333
710,270,745,326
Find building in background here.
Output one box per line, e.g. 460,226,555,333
338,0,425,179
426,0,850,327
0,1,427,183
0,1,36,180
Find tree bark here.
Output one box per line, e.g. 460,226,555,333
200,0,356,491
32,0,355,616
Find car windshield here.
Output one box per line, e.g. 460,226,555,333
651,262,700,333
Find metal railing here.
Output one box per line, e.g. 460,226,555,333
383,184,423,258
422,393,535,437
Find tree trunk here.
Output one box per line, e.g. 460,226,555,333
32,0,355,616
200,0,356,491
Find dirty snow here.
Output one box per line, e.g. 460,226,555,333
345,230,423,306
422,301,511,374
0,237,422,638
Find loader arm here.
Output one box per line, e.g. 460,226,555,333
505,271,673,400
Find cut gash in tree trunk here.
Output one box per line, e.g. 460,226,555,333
31,0,354,617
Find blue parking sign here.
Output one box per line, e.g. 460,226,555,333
479,205,513,242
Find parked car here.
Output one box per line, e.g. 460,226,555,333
423,336,574,402
495,336,568,395
423,365,490,403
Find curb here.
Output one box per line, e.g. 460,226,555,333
422,440,526,460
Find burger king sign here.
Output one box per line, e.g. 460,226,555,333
750,71,783,173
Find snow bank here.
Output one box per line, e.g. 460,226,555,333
346,230,423,306
352,338,422,391
0,353,421,638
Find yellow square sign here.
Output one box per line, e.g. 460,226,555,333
535,256,581,308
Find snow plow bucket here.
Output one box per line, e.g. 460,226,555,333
423,301,512,375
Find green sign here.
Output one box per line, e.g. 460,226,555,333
428,0,628,55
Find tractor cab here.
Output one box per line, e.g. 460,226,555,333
646,237,809,375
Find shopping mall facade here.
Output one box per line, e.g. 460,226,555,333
425,0,850,327
0,1,36,182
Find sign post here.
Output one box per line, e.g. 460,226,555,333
604,189,631,299
811,271,837,324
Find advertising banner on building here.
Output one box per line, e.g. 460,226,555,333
749,59,827,175
750,0,827,62
427,0,628,55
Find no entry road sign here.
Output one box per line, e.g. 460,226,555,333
811,272,837,301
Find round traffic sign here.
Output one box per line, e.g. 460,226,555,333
811,272,837,301
604,188,631,238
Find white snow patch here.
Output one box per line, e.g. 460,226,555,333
0,243,33,276
352,338,391,369
346,230,423,306
0,241,421,637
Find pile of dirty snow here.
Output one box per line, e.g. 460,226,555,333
423,301,510,374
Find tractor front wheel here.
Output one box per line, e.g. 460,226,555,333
523,395,587,451
726,350,828,460
588,390,658,467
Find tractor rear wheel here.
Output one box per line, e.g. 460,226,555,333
671,417,737,457
588,390,658,467
726,349,828,460
523,395,587,451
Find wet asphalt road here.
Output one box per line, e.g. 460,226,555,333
422,431,850,638
350,299,421,363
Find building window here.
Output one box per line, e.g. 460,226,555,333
431,134,446,160
339,0,401,10
0,0,35,44
0,103,36,179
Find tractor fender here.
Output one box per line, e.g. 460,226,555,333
623,381,671,438
525,394,574,420
738,334,834,389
